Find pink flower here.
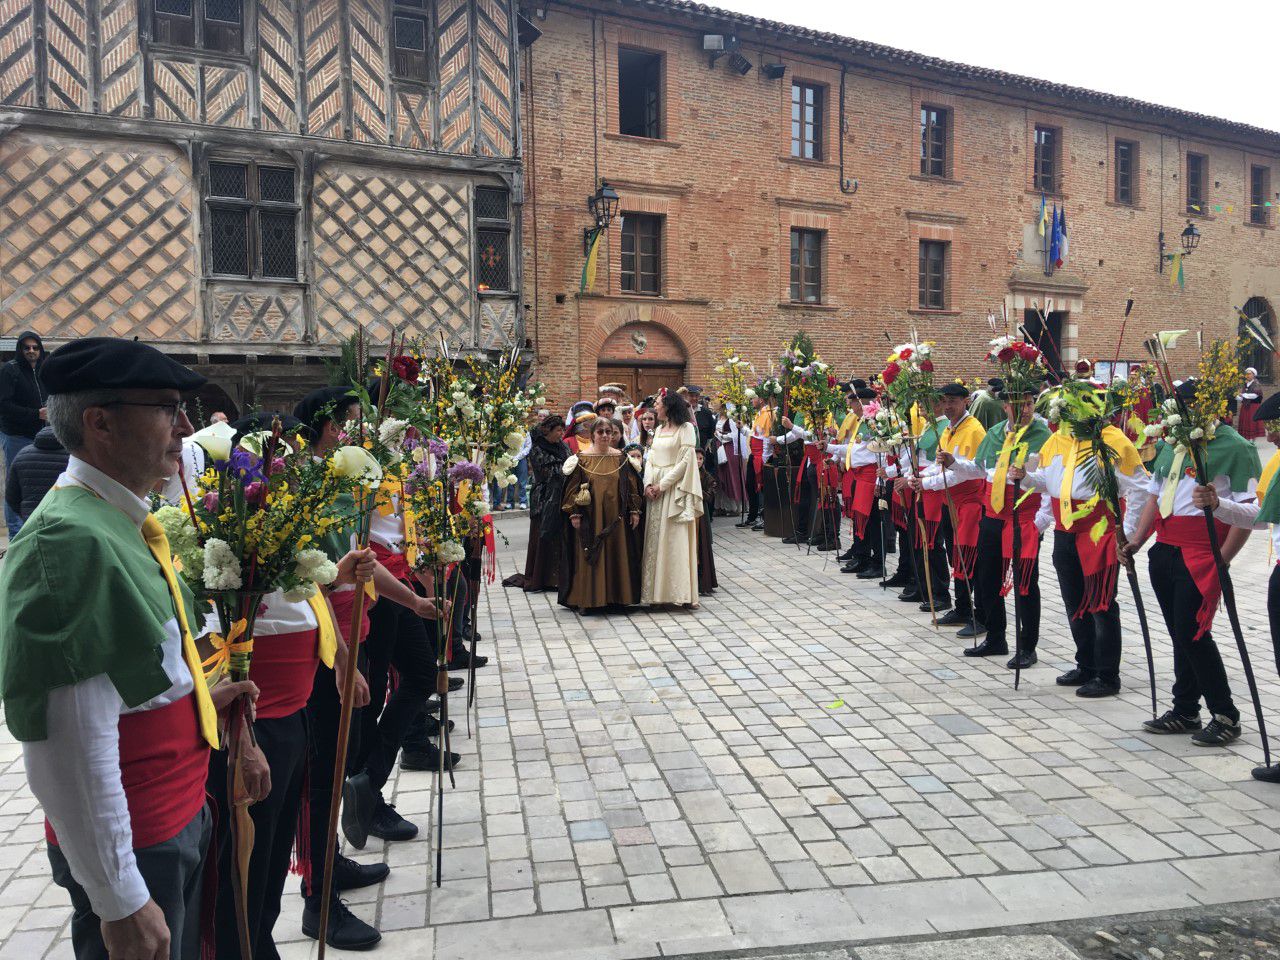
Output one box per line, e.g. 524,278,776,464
203,492,219,512
244,481,266,504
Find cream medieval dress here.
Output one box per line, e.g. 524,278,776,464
641,421,704,605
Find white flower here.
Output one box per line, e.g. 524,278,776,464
436,540,466,564
294,548,338,585
239,431,294,458
332,445,384,487
191,420,236,461
1143,424,1164,438
744,388,757,400
283,582,318,603
1189,427,1205,441
1163,398,1180,414
1165,414,1182,427
378,418,409,447
918,343,931,356
203,538,242,590
500,473,517,487
988,336,1012,350
411,445,427,463
504,430,525,451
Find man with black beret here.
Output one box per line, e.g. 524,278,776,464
0,337,258,960
825,385,885,576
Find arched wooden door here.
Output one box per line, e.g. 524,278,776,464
596,321,686,404
1241,297,1275,382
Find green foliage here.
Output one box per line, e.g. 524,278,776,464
325,332,367,387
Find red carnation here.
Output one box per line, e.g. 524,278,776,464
899,347,913,361
882,363,901,385
391,355,420,383
920,359,935,372
997,347,1016,363
827,374,837,388
1018,343,1040,362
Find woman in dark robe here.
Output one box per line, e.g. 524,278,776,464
1238,367,1265,440
696,448,719,594
503,416,569,591
558,417,644,612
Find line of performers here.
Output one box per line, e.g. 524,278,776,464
735,372,1280,783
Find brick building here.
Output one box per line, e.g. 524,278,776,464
519,0,1280,408
0,0,526,416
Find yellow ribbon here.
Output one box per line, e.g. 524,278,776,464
844,418,862,470
1158,445,1187,519
200,618,251,681
990,423,1034,513
307,593,338,668
1059,437,1080,529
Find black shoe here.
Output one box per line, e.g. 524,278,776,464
884,571,913,588
956,622,987,638
340,773,376,851
404,714,456,748
1076,678,1121,698
302,897,382,950
1055,668,1088,687
736,517,756,528
1006,650,1037,669
400,741,462,772
333,854,390,892
751,522,765,532
1142,710,1203,735
856,566,886,580
837,547,858,562
813,542,837,552
1190,715,1241,747
839,562,861,574
898,588,922,603
782,535,803,544
448,676,464,692
937,609,968,627
919,599,952,613
1251,764,1280,783
369,802,418,842
449,650,488,670
963,639,1008,658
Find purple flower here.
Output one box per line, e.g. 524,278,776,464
228,448,265,486
404,458,435,496
203,491,220,512
427,437,450,461
448,461,485,485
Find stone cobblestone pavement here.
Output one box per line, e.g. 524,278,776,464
3,475,1280,960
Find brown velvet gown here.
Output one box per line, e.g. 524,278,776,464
558,451,644,610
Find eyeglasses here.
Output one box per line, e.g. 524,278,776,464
100,400,189,426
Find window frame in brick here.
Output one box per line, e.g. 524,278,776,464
204,158,300,281
152,0,244,55
791,82,824,162
789,228,823,304
1251,164,1272,226
620,213,662,296
390,0,432,85
1033,125,1060,195
918,240,948,312
475,185,513,293
1186,152,1208,215
617,47,663,140
919,105,950,179
1114,138,1138,205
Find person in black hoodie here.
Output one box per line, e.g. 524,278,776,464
4,426,68,522
0,331,48,537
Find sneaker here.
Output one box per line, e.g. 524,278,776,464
302,897,382,950
1190,715,1241,747
369,802,419,842
400,741,462,772
1251,764,1280,783
340,772,376,851
333,854,390,891
1142,710,1203,735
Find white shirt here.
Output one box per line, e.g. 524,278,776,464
715,418,750,458
823,438,878,469
368,486,405,553
1024,449,1150,538
1148,471,1258,529
23,457,195,922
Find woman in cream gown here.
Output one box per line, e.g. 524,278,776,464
641,392,704,607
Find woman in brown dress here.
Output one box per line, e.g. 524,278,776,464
558,417,644,612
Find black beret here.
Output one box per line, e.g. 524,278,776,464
40,337,206,394
855,387,878,401
1174,379,1197,400
231,411,303,441
848,378,868,391
987,377,1005,391
293,386,359,438
939,382,969,398
1256,391,1280,423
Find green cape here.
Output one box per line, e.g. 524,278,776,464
1150,425,1260,494
973,418,1053,470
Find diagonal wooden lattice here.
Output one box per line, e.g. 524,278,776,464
311,167,473,346
257,0,300,132
0,0,37,107
393,88,431,150
153,58,198,124
203,64,249,126
99,0,142,116
437,0,473,154
348,0,388,143
474,0,514,157
0,135,197,342
208,289,305,343
479,296,519,350
302,0,343,138
44,0,90,111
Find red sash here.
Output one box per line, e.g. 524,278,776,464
1155,514,1229,640
848,464,879,536
948,478,986,581
921,490,944,547
749,436,765,476
46,698,209,851
987,482,1042,596
250,628,320,720
1051,497,1120,618
371,540,411,582
794,443,830,503
330,588,371,647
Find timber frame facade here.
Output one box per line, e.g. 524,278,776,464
0,0,525,412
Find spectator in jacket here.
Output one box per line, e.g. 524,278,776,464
0,331,48,537
5,426,68,522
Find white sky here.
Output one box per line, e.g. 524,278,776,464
711,0,1280,133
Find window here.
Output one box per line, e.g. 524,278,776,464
791,83,823,161
918,240,947,311
205,160,299,280
618,48,662,139
1033,125,1058,194
1114,139,1137,205
1186,153,1207,214
620,214,661,295
475,186,511,291
1251,164,1272,226
391,0,430,83
789,229,822,303
919,106,949,178
153,0,243,54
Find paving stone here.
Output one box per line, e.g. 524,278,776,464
854,934,1081,959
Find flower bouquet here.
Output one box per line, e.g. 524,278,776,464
880,338,936,414
788,356,841,435
711,345,753,420
985,336,1046,398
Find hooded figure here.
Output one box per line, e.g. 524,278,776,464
1,331,49,536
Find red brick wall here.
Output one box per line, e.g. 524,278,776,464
520,6,1280,408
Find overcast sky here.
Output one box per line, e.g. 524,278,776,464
714,0,1280,132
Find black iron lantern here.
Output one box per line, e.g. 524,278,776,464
1180,220,1201,254
584,181,620,253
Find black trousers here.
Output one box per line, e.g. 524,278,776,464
848,490,884,564
745,457,764,521
1271,565,1280,688
50,806,211,960
908,507,950,603
1053,530,1121,684
303,660,356,905
1149,542,1239,722
972,515,1041,651
938,508,980,619
209,710,308,960
797,465,840,546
